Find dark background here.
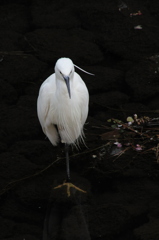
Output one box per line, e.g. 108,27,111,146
1,0,159,239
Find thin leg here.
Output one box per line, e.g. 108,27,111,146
53,144,86,197
65,143,70,182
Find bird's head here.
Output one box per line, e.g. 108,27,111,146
55,58,75,99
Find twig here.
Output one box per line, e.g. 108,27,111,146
0,156,62,195
112,118,150,138
112,146,131,161
105,106,159,113
0,51,34,56
0,143,110,195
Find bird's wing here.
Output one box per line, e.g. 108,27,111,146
74,72,89,125
37,75,54,128
37,74,59,145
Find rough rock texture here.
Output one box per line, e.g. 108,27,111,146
1,0,159,240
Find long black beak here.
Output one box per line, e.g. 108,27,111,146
63,76,71,99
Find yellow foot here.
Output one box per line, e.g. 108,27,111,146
54,182,86,197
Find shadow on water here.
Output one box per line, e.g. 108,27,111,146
43,179,91,240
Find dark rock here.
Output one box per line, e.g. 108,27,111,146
1,0,159,239
9,140,54,165
0,4,31,33
125,60,159,101
0,55,47,95
79,66,124,94
91,91,129,108
0,152,37,181
134,219,159,240
0,30,28,51
88,203,131,239
0,79,17,104
0,217,15,238
25,29,104,64
31,4,81,29
0,105,39,144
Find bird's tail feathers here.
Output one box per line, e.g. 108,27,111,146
72,129,88,150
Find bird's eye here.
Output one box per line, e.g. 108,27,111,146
60,71,62,74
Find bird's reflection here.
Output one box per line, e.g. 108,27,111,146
43,179,91,240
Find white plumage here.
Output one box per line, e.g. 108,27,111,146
37,57,89,147
37,57,90,196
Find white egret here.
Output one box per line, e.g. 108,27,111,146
37,57,92,197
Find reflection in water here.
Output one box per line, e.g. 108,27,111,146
43,188,91,240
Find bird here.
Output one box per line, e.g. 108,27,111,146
37,57,91,197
